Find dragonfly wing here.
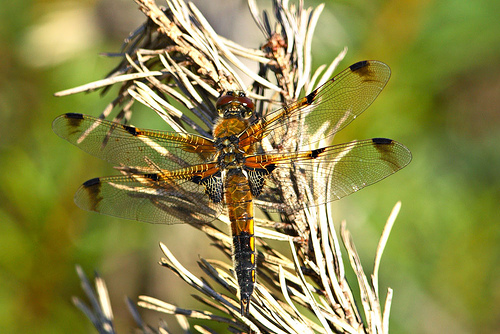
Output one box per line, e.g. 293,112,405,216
52,113,215,170
75,167,224,225
240,61,391,149
249,138,412,211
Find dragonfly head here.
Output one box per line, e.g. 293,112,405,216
216,91,255,119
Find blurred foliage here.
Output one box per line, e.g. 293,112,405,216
0,0,498,333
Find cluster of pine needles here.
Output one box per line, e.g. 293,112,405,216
63,0,401,333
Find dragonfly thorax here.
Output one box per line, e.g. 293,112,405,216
213,102,254,171
215,135,246,170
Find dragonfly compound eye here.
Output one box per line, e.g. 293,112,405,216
236,95,255,112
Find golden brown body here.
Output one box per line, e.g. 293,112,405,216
212,102,257,314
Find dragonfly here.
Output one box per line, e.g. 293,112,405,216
53,60,412,315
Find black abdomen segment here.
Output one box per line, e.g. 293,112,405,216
233,231,256,315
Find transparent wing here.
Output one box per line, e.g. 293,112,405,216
240,61,391,149
75,167,223,225
246,138,412,211
52,113,215,170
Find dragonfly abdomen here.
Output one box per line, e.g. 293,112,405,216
225,170,256,314
233,231,255,315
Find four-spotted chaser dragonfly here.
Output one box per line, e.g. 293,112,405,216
53,60,412,315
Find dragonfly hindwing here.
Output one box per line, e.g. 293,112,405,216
192,170,223,203
245,164,276,197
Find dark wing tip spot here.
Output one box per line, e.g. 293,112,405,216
82,177,101,188
350,60,369,72
372,137,393,145
60,113,84,128
64,113,84,119
78,178,102,212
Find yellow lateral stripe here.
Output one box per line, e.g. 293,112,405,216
158,163,219,180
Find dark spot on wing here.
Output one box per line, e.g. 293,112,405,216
123,124,139,136
350,60,369,72
306,90,317,104
81,177,102,211
372,137,393,145
82,177,100,187
372,138,395,154
64,113,84,128
65,113,84,119
191,172,223,203
265,164,276,173
191,175,202,184
245,164,276,197
371,138,402,171
310,147,326,159
350,60,375,81
144,173,159,182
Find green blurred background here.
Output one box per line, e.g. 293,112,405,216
1,0,499,333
